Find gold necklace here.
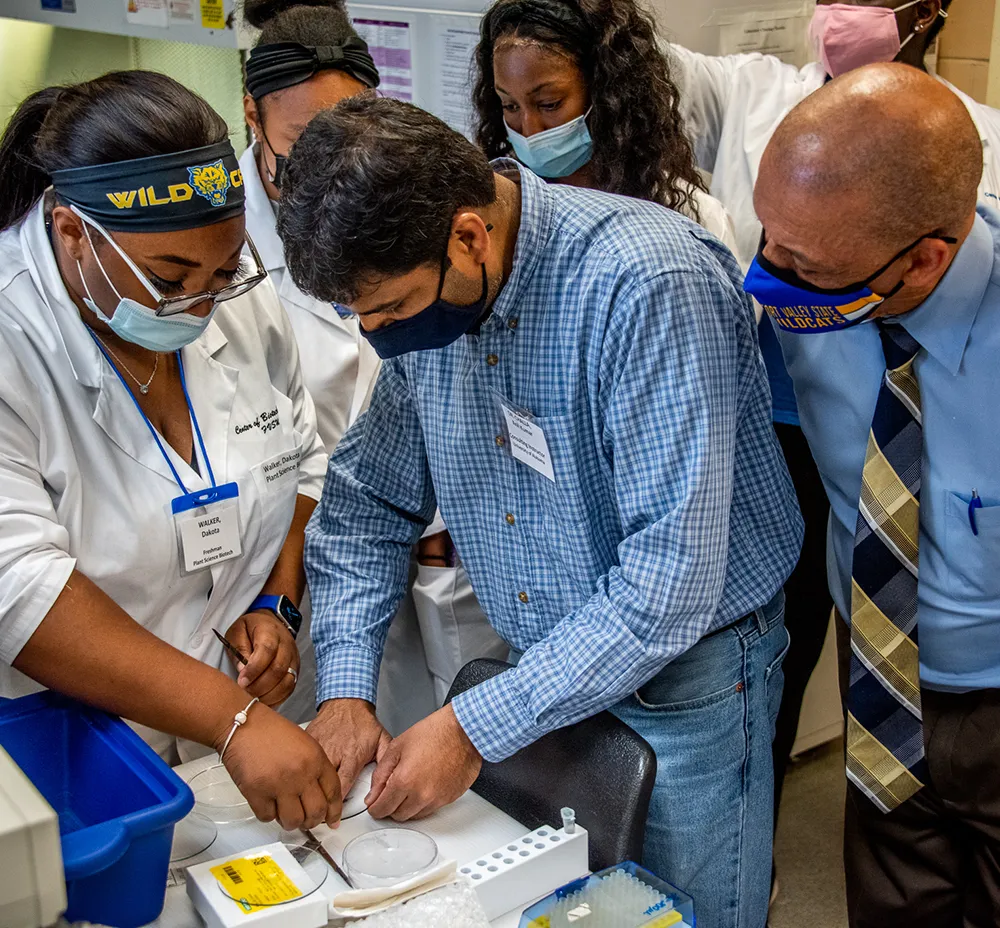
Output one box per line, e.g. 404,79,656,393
93,333,159,395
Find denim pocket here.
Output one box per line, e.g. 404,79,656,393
634,626,744,712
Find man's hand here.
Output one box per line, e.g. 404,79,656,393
226,611,299,707
307,698,392,800
366,704,482,821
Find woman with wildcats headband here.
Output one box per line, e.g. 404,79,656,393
0,70,340,832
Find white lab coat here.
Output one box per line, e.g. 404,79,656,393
684,182,742,262
0,199,328,761
668,46,1000,263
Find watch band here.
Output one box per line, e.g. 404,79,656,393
248,594,302,639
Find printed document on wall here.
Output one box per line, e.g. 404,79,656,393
430,14,481,140
125,0,169,27
353,17,415,102
705,3,814,67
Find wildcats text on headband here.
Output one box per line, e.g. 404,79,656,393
105,160,243,211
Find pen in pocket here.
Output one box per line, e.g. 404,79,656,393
969,489,983,537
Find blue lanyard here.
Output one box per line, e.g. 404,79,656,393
90,335,216,495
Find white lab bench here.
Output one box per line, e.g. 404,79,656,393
149,753,558,928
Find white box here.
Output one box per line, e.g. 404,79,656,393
186,842,329,928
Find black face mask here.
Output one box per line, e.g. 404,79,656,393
258,124,287,190
360,228,494,360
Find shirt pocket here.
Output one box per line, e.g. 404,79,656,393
246,432,305,576
530,414,593,527
944,491,1000,602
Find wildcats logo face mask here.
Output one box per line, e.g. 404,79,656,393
743,232,956,334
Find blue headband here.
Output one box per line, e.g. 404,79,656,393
50,141,244,233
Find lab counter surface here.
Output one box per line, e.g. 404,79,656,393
146,752,551,928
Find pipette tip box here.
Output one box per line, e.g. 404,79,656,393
518,860,695,928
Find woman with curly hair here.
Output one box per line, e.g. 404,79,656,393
472,0,740,257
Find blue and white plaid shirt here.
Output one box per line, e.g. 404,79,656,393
307,164,803,761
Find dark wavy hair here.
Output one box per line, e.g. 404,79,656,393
473,0,705,218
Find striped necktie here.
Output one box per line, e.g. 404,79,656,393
847,323,927,813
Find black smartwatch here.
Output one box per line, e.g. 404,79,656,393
248,594,302,639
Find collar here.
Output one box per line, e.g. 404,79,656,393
936,77,992,171
895,209,993,375
18,198,228,389
487,159,553,325
239,144,286,274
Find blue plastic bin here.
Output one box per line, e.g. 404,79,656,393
0,691,194,927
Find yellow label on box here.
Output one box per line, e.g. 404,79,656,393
210,854,302,914
200,0,224,28
645,911,683,927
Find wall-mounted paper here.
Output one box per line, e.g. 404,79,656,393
705,2,814,67
126,0,169,27
430,14,481,139
354,17,415,103
169,0,195,23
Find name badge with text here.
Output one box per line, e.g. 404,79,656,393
502,405,555,482
172,481,243,574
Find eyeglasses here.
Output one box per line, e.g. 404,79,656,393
72,205,268,316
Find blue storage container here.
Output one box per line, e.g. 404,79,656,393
0,691,194,927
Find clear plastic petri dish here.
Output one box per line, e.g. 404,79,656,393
342,828,438,889
213,843,329,908
170,810,218,862
189,763,255,825
342,763,375,821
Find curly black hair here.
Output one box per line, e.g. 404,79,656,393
473,0,705,218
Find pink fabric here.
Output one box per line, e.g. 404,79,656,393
809,4,903,79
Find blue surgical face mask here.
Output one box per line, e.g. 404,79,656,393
743,232,955,334
360,258,491,360
75,212,216,353
506,110,593,179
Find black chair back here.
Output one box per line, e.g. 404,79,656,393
446,658,657,872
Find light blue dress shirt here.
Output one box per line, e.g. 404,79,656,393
307,164,803,761
779,207,1000,693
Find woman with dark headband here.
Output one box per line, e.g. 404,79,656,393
472,0,740,257
242,0,507,756
0,70,341,831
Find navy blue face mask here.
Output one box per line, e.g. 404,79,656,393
360,231,492,360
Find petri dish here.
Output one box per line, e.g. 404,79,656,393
342,763,376,821
170,810,217,862
190,764,255,825
214,843,328,908
342,828,438,889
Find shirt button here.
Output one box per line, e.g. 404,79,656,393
487,354,499,367
192,633,204,648
496,435,506,447
508,317,519,330
505,512,516,525
518,591,529,604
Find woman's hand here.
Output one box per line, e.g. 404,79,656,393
221,702,342,831
225,610,299,707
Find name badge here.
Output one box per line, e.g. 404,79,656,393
502,404,555,482
171,482,242,574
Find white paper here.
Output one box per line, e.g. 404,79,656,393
125,0,169,28
353,18,414,103
430,14,481,139
502,407,555,482
708,3,813,67
169,0,194,23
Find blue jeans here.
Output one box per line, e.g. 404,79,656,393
612,590,789,928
